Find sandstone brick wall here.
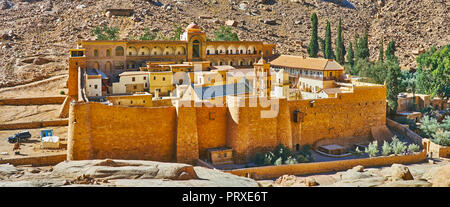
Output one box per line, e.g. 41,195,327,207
196,105,227,159
289,86,387,146
68,102,177,162
68,85,387,165
176,104,199,164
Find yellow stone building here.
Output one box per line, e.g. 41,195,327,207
269,55,346,93
76,23,275,77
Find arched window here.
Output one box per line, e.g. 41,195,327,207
106,49,111,57
192,40,200,58
93,49,98,57
115,46,124,56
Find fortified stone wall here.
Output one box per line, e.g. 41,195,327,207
289,86,386,147
68,102,177,162
67,85,386,164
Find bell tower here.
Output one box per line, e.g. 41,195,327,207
253,58,271,97
183,23,207,62
68,49,86,100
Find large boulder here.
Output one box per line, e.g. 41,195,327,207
387,164,414,181
51,159,258,187
431,164,450,187
53,159,198,180
0,164,18,178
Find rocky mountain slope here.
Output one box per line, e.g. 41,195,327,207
0,0,448,87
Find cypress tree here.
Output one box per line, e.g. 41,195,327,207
378,40,384,62
385,40,397,61
319,37,325,57
386,59,401,115
335,18,346,65
347,42,354,67
356,31,369,60
324,21,335,59
307,13,319,57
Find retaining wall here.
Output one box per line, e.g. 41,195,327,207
386,118,423,146
0,96,66,105
0,153,66,166
225,149,427,180
0,119,68,130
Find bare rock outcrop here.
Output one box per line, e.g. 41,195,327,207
430,164,450,187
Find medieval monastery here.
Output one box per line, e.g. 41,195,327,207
63,23,386,166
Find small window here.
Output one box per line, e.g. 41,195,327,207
106,49,111,57
132,77,135,82
143,76,146,80
94,85,98,89
143,100,146,103
89,85,91,88
153,76,156,80
133,85,137,90
163,77,166,81
224,153,227,158
142,52,145,55
94,49,98,57
115,46,124,56
131,100,133,104
118,101,120,105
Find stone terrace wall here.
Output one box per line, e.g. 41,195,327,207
225,150,427,180
0,96,66,105
386,118,423,146
68,102,177,162
0,153,66,166
0,119,68,130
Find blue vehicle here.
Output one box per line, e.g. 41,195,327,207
7,131,31,143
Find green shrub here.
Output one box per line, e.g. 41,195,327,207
284,156,298,165
441,116,450,131
432,128,450,146
391,136,407,155
297,145,314,162
90,26,119,40
407,144,420,153
263,152,275,166
350,146,363,157
365,141,379,157
252,152,265,166
59,90,65,95
419,115,440,138
273,157,282,166
381,141,392,156
253,144,313,166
